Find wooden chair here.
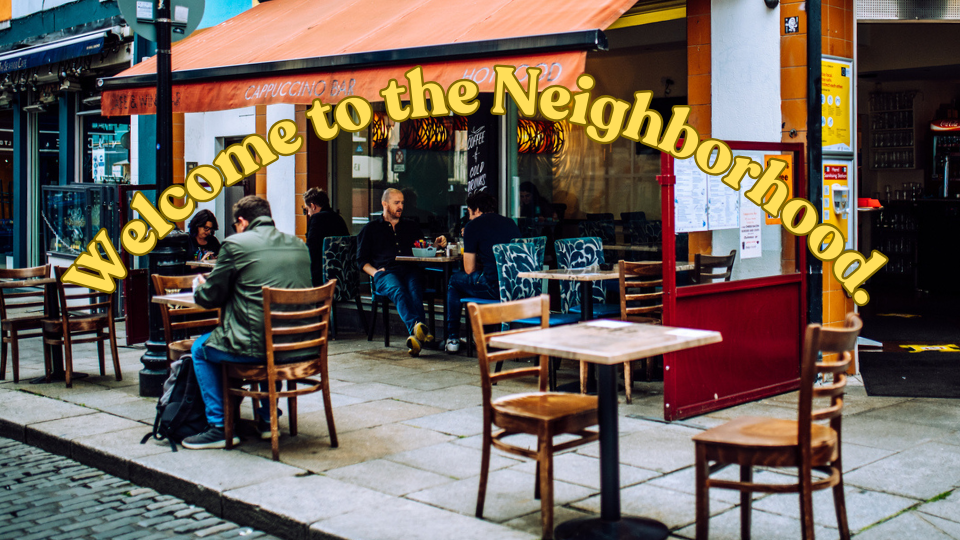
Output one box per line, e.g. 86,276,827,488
151,274,220,363
223,279,338,461
692,313,862,540
693,249,737,284
618,261,664,403
469,295,599,540
0,265,50,382
42,266,121,388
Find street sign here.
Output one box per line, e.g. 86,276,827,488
117,0,205,42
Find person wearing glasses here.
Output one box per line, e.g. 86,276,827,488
184,196,313,449
303,187,349,287
187,209,221,261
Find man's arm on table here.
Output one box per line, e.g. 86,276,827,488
193,243,237,309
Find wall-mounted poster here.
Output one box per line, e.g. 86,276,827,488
822,56,854,155
674,156,708,232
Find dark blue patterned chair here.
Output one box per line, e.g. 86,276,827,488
322,236,367,339
554,237,620,319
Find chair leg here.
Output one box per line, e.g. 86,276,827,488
108,321,122,381
367,298,377,341
269,378,280,461
695,443,710,540
741,465,753,540
799,462,815,540
97,332,106,376
579,361,588,394
42,339,52,383
624,361,633,404
321,363,338,448
222,367,235,450
63,336,74,389
10,334,18,384
287,380,298,437
476,425,492,518
382,298,390,347
427,298,436,338
1,336,8,381
548,357,558,392
331,302,339,340
354,295,368,337
833,462,851,540
537,428,555,540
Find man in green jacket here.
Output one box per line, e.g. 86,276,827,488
184,196,312,449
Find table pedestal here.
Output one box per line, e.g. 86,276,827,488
555,364,669,540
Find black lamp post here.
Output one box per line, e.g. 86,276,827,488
139,0,186,397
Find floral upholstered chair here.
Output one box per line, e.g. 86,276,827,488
554,237,620,319
322,236,367,339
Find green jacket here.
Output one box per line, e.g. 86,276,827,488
194,216,312,358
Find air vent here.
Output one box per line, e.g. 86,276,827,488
857,0,960,21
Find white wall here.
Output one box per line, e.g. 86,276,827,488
14,0,75,18
711,0,782,142
265,103,297,235
184,107,256,241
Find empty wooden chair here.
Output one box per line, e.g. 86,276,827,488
618,261,664,403
0,265,51,382
469,295,598,540
151,274,220,363
222,279,338,461
693,249,737,284
42,266,121,388
692,313,862,540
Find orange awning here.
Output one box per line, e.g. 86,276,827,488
101,0,637,116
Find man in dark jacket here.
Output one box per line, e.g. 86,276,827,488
304,187,349,286
357,188,433,357
184,196,312,449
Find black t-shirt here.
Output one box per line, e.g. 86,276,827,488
357,216,424,273
188,235,221,261
306,209,350,286
463,212,522,280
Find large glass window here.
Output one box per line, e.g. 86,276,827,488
81,116,130,184
0,110,11,262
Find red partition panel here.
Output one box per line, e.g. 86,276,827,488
664,275,803,420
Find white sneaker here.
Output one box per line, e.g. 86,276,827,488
445,339,461,354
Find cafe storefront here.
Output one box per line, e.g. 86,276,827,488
101,0,817,420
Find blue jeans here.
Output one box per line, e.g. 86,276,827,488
373,266,426,335
191,333,266,427
446,271,498,339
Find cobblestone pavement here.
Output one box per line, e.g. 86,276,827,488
0,437,280,540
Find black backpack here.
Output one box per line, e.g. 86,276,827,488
141,354,208,451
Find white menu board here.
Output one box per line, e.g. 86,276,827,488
674,157,708,233
707,174,739,230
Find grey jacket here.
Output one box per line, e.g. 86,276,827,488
194,216,312,358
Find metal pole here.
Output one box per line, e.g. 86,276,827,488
807,0,823,324
140,0,186,397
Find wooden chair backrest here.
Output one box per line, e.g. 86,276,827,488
262,279,336,370
693,249,737,284
797,312,862,459
151,274,221,348
53,266,113,323
619,261,663,320
0,265,49,320
468,295,550,406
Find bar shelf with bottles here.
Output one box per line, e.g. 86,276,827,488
931,120,960,197
869,91,917,170
875,196,918,288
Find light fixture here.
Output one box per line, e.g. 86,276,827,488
518,119,564,154
59,75,80,92
399,117,450,151
370,113,390,150
22,103,46,114
82,95,101,107
764,0,779,8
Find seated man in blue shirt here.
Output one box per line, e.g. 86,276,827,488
435,190,521,354
357,188,433,356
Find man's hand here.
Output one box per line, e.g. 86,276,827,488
434,236,447,248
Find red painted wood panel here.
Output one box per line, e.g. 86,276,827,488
663,277,803,420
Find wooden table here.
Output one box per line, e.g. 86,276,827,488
186,260,216,269
395,254,462,339
490,321,722,540
0,277,78,384
152,292,201,309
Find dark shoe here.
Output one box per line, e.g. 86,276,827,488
256,417,275,440
414,322,434,344
406,335,422,357
182,425,240,450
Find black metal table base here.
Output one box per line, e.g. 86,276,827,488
30,372,89,384
555,516,670,540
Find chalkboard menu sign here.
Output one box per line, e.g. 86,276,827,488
467,94,498,195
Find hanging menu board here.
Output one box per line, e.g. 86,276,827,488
467,94,497,194
674,156,708,233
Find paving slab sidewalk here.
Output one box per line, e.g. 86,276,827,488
3,324,960,540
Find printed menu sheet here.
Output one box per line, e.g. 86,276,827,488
674,157,708,233
707,174,739,230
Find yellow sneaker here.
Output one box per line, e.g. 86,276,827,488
406,335,422,357
414,322,434,344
